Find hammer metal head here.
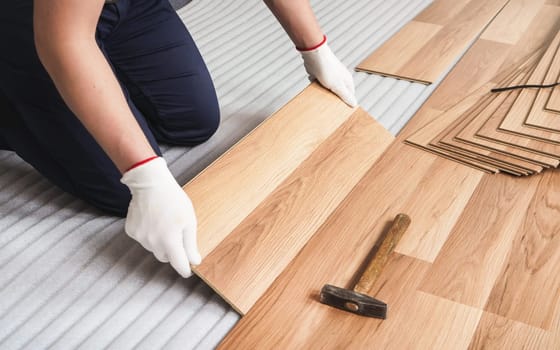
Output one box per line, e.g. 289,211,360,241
319,284,387,319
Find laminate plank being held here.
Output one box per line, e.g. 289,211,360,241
195,108,394,314
184,83,355,258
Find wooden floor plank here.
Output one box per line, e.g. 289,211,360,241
403,2,560,173
476,102,560,158
414,0,473,25
194,109,394,314
498,30,560,143
547,85,560,112
468,313,551,349
455,5,560,162
394,157,486,262
356,0,509,84
220,85,487,344
418,78,536,175
404,40,535,175
433,55,545,173
484,170,560,329
480,0,545,44
451,60,560,167
209,2,560,346
525,43,560,131
356,21,443,76
419,174,541,308
184,83,355,257
219,255,432,349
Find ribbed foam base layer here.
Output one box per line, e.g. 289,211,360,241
0,0,447,348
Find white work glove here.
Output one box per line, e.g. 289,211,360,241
299,35,358,107
121,157,201,277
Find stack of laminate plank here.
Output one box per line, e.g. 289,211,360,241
396,0,560,175
181,0,560,348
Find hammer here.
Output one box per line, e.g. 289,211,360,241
319,213,411,319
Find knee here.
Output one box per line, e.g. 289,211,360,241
189,97,220,143
153,89,220,146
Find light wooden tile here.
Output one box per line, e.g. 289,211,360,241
219,255,431,349
395,154,484,262
195,108,394,314
480,0,546,44
220,124,485,346
422,38,512,112
184,83,355,257
547,85,560,112
404,41,533,175
485,170,560,329
446,57,558,168
498,30,560,143
468,313,551,350
415,0,473,26
525,43,560,131
476,95,560,158
356,21,443,77
419,174,541,308
419,5,560,167
433,60,545,173
356,0,510,84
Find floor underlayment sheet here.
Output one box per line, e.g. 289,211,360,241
0,0,474,348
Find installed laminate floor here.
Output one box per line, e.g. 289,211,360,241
219,0,560,347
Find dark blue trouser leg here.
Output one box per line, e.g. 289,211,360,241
0,0,219,216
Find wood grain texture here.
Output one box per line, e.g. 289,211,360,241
219,254,431,349
498,30,560,143
409,4,560,169
545,80,560,113
414,0,473,25
450,62,560,167
480,0,545,44
468,313,551,349
433,56,545,173
184,83,355,257
356,21,442,76
485,169,560,329
220,92,486,346
195,108,394,314
477,97,560,158
547,84,560,112
404,40,533,175
525,43,560,131
213,2,560,347
419,174,541,308
356,0,510,84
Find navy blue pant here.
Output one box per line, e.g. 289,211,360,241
0,0,220,216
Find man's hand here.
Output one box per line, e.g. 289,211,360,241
299,37,358,107
121,157,201,277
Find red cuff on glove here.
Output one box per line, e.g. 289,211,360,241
296,35,327,52
125,156,159,172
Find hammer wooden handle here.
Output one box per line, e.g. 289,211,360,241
353,213,411,295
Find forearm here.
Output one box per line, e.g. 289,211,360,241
37,41,155,173
263,0,324,49
34,0,155,173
